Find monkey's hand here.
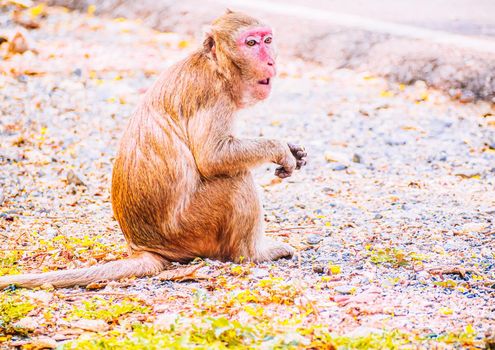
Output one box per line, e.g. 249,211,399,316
274,145,297,179
288,143,307,170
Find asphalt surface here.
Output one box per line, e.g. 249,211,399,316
270,0,495,38
46,0,495,102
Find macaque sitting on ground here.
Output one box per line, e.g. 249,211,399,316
0,10,307,289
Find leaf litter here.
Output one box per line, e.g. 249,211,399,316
0,2,494,349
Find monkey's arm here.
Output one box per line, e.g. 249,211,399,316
188,109,306,178
193,135,294,178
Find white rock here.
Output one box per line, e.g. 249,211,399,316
13,317,38,331
26,290,53,304
26,337,57,349
72,319,109,332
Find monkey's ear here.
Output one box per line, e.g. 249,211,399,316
203,32,217,59
225,8,234,14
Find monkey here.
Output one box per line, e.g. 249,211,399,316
0,10,307,289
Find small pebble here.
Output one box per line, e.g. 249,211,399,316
306,234,323,245
312,263,325,274
331,163,348,171
251,268,269,279
481,247,492,258
459,90,475,103
73,68,82,76
67,170,86,187
334,285,354,295
352,153,362,163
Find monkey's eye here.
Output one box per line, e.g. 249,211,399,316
246,39,257,47
264,36,272,44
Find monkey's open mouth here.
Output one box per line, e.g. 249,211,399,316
258,78,270,85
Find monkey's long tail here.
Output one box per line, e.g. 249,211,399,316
0,251,166,289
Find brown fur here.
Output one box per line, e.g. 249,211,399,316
0,10,306,289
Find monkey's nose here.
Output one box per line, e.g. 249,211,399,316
267,60,274,66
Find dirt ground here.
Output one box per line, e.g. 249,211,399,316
0,4,494,349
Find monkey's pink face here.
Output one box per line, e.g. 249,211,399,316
237,27,276,101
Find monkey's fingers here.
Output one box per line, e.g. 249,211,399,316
295,150,307,159
275,166,292,179
296,158,307,170
288,143,306,159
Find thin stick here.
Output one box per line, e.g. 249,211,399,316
265,225,319,233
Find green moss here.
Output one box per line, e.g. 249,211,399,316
69,296,150,323
0,292,36,335
0,250,22,276
309,328,412,349
63,317,259,350
436,324,477,347
367,247,428,267
63,319,483,350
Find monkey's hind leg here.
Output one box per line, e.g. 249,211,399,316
182,173,294,263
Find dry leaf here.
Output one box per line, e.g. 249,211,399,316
86,281,108,290
67,170,86,186
8,30,30,55
157,262,205,281
72,319,109,332
11,337,57,349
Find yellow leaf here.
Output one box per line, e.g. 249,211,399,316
328,264,341,275
439,307,453,315
43,310,53,321
178,40,189,49
395,250,405,263
28,3,45,18
87,4,96,16
380,90,394,98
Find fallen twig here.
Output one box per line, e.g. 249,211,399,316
57,291,139,299
265,225,319,233
427,265,482,278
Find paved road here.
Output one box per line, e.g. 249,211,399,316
270,0,495,38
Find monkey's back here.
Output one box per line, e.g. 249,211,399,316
111,100,199,254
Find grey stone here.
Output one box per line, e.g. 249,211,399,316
306,234,323,245
331,163,348,171
334,285,354,295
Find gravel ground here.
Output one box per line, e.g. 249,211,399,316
0,4,494,349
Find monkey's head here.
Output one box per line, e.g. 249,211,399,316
205,10,277,104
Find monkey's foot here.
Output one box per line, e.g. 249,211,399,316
253,238,294,262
